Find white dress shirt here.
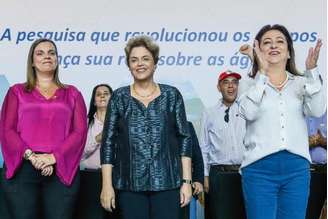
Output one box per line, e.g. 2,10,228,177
199,99,246,176
239,68,326,169
80,114,103,169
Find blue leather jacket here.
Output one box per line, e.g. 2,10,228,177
101,84,191,191
188,122,204,185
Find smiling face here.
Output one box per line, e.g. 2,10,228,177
94,86,111,110
259,29,290,66
218,76,239,105
32,41,58,75
128,46,156,82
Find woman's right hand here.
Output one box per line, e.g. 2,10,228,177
95,131,103,143
29,154,54,176
204,176,210,193
239,44,254,61
253,40,269,74
192,182,204,195
100,185,116,212
180,182,192,207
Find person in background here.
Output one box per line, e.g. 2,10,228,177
188,122,204,197
307,111,327,164
0,38,87,219
319,200,327,219
199,70,246,219
81,84,113,170
77,83,119,219
100,35,192,219
187,121,204,219
239,24,325,219
307,112,326,219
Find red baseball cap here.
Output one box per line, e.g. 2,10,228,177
218,70,242,82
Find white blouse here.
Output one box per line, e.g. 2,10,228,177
239,67,326,169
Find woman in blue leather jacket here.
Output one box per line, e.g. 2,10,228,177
100,35,192,219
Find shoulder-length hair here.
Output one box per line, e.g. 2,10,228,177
250,24,301,78
25,38,65,91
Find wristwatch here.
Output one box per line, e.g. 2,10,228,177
23,149,34,160
182,179,192,184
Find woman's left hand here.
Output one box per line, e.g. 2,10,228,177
192,182,204,196
41,165,54,176
31,153,56,170
306,39,322,70
180,183,192,207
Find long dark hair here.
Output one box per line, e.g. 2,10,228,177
250,24,301,78
87,84,113,128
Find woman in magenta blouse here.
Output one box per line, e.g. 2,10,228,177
0,38,87,219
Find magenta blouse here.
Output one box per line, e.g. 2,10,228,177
0,83,87,186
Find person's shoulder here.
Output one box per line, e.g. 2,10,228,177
206,103,219,113
201,104,220,121
107,86,130,103
64,84,81,95
63,85,86,102
287,72,309,87
159,83,178,91
112,85,129,97
290,72,306,82
11,83,25,90
10,83,26,94
114,85,129,93
63,84,77,91
159,84,182,98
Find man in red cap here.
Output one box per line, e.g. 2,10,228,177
199,70,246,219
218,70,241,107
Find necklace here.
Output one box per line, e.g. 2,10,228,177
37,83,55,95
132,83,157,98
38,86,50,94
272,73,288,89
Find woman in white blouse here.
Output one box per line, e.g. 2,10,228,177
81,84,113,170
239,24,325,219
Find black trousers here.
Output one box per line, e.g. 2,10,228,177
2,161,80,219
75,169,120,219
118,189,181,219
205,167,246,219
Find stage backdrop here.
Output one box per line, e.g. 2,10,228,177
0,0,326,170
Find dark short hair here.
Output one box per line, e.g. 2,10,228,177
124,35,159,67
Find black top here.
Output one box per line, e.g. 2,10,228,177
188,122,204,185
101,84,191,191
